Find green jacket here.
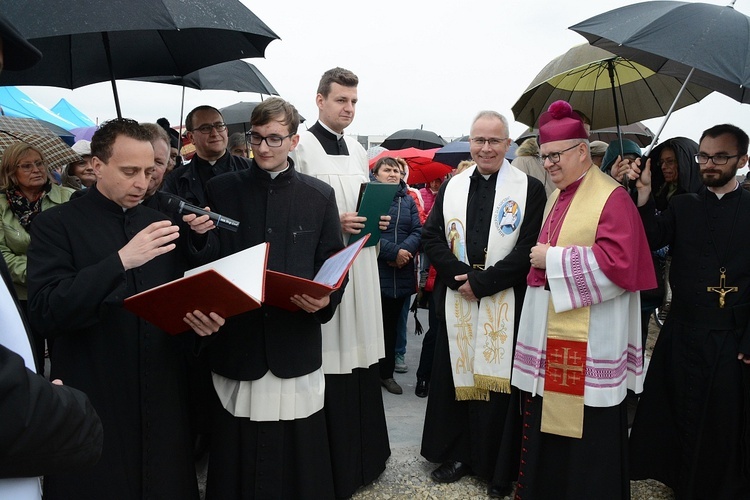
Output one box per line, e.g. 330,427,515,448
0,185,74,299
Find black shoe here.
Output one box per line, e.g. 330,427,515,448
381,378,403,395
488,482,512,498
415,379,429,398
430,460,471,483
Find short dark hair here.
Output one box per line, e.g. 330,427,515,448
91,119,152,164
250,97,300,135
699,124,749,157
372,156,400,175
185,105,223,132
317,67,358,97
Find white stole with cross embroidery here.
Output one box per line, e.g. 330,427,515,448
442,162,527,400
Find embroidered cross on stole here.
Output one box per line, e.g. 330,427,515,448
541,167,617,438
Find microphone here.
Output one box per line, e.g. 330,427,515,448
163,194,240,232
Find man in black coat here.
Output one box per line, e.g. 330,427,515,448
0,12,103,496
420,111,545,498
161,105,251,207
27,119,222,500
629,124,750,499
201,97,345,499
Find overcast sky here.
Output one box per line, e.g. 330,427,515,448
18,0,750,149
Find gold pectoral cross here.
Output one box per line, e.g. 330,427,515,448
707,267,737,308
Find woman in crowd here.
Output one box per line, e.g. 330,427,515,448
0,142,74,372
372,156,422,395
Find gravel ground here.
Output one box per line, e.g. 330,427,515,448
196,313,673,499
351,446,674,499
349,314,675,499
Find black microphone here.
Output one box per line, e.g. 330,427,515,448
163,194,240,232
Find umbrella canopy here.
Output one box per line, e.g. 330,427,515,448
1,0,279,118
590,122,655,148
517,122,656,148
368,147,452,185
0,116,75,144
433,140,471,168
133,60,279,95
0,131,80,170
380,129,447,150
512,43,712,130
571,1,750,104
220,101,305,136
71,126,99,142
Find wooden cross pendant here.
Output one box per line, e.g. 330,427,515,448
707,268,737,308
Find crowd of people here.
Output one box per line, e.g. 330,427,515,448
2,12,750,500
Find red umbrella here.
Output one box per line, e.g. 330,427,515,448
368,148,452,185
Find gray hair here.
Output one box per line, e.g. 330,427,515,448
471,111,509,135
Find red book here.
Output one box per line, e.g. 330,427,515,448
264,234,369,311
124,243,268,334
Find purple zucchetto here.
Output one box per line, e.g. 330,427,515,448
538,100,588,145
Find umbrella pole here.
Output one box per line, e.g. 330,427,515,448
101,33,122,119
180,85,185,133
607,60,626,186
645,67,696,156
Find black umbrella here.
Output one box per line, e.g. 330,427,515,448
134,60,279,139
220,102,305,137
133,60,279,96
433,140,471,168
571,1,750,148
1,0,278,118
380,129,447,150
590,123,656,148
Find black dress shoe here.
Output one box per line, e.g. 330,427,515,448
430,460,472,483
415,379,429,398
488,482,513,498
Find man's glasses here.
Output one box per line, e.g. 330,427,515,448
541,143,581,164
694,153,740,165
470,137,509,147
17,159,46,172
248,133,294,148
192,122,227,134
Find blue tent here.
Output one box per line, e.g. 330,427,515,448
52,98,96,128
0,86,78,131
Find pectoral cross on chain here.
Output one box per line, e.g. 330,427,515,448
707,267,737,308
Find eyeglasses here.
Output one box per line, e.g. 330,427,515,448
541,143,581,164
192,122,227,134
16,159,46,172
658,158,677,167
248,132,294,148
694,153,740,165
470,137,509,147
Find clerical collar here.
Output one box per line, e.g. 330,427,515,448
309,121,349,156
318,120,344,140
268,163,290,179
707,180,739,200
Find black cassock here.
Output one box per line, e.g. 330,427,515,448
27,187,206,500
420,169,545,488
631,188,750,499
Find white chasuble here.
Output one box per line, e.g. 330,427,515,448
442,162,527,400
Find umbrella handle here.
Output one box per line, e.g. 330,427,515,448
645,67,695,156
